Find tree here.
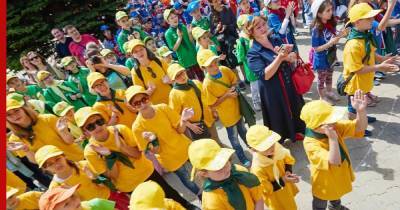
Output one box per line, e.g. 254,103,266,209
7,0,125,70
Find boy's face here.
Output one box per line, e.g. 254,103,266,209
132,17,140,25
174,70,188,84
167,13,179,27
354,17,374,31
239,0,251,13
117,16,131,29
144,21,152,30
205,161,232,181
204,59,219,73
65,62,78,73
199,34,211,46
43,75,54,86
190,8,202,19
259,143,275,157
53,194,82,210
92,79,111,96
7,78,25,91
7,195,19,209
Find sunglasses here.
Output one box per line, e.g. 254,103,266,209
29,56,39,61
131,96,149,108
147,67,157,78
84,118,105,131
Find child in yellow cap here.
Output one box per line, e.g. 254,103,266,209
53,101,88,148
6,95,84,163
130,181,186,210
87,72,137,128
7,186,42,210
77,106,196,209
167,63,219,141
343,3,399,135
157,46,174,64
189,138,264,210
115,11,146,54
247,125,299,210
197,49,251,167
300,89,368,210
192,27,219,55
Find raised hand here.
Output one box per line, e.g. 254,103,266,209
181,108,195,122
56,116,69,132
90,144,111,156
350,89,368,113
7,142,29,152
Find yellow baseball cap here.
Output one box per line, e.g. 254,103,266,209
116,11,128,21
167,63,185,80
53,101,74,117
347,3,381,24
6,98,25,112
125,39,145,53
192,27,208,41
163,9,175,21
197,49,220,67
6,186,19,199
300,100,348,129
37,71,51,82
35,145,64,168
60,56,75,67
6,74,18,84
130,181,166,210
74,106,103,127
157,46,173,58
237,14,250,28
246,125,281,151
100,48,114,57
87,72,106,89
188,139,234,171
125,85,148,104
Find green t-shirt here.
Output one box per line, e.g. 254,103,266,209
191,17,220,47
196,44,218,55
67,68,97,106
17,85,43,100
236,37,258,82
117,27,148,54
165,24,198,68
125,58,136,70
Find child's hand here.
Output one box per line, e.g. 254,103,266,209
379,58,400,72
351,89,368,113
225,87,238,98
181,107,195,121
177,28,183,38
162,75,172,84
283,171,300,183
90,144,112,156
322,125,338,140
329,36,341,45
146,82,156,95
285,2,295,18
56,116,69,132
7,142,29,152
142,131,156,142
219,54,226,60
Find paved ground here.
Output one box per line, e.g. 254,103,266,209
164,27,400,209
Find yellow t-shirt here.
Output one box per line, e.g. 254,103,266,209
164,198,187,210
131,58,172,105
132,104,191,172
203,66,241,127
92,89,137,128
49,161,110,201
169,80,214,127
303,120,364,200
6,170,26,196
202,165,263,210
84,125,154,192
14,191,42,210
343,39,376,95
8,114,84,162
250,154,298,210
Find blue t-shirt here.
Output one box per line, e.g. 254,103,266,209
311,27,333,70
393,0,400,18
371,21,385,55
267,13,297,51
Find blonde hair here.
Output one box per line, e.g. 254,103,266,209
245,16,268,39
7,105,39,140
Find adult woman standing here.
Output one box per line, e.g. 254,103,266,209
128,39,172,105
246,16,305,142
26,51,65,80
19,56,39,85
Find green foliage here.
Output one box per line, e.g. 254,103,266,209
7,0,125,70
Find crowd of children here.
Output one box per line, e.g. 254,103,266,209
6,0,400,209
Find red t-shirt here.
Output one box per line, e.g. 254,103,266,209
68,34,99,66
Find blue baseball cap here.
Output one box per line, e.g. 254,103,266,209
186,0,200,14
173,2,183,10
125,3,133,10
100,25,110,31
130,11,140,18
133,3,142,8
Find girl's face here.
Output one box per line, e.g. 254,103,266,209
28,53,43,66
7,195,19,209
252,19,268,39
239,0,251,13
43,155,68,175
132,31,141,39
355,17,374,31
205,161,232,181
43,75,54,86
83,115,108,139
65,62,78,73
92,79,110,96
204,59,219,74
22,58,32,67
7,108,30,125
174,70,188,84
117,17,131,29
7,78,25,91
259,143,275,157
198,34,211,47
130,93,151,111
167,13,179,27
146,40,157,52
105,54,117,64
53,194,82,210
318,3,333,22
131,45,148,61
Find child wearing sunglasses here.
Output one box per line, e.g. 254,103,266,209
87,72,137,128
127,85,203,201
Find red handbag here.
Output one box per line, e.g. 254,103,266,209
292,55,315,95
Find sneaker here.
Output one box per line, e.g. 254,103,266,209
366,92,381,103
373,80,381,86
364,130,373,137
367,116,377,123
375,71,386,79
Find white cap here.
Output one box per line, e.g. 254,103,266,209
311,0,326,18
